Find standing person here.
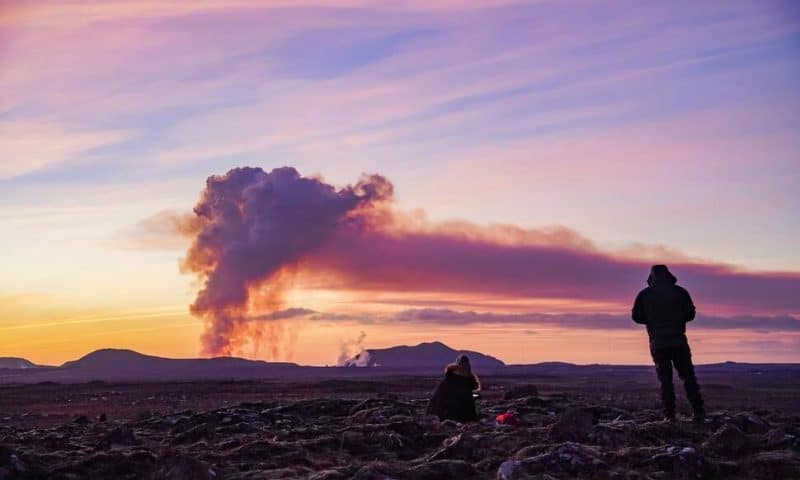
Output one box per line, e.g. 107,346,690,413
426,354,481,422
633,265,706,422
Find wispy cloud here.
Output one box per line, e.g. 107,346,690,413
0,121,134,180
385,308,800,333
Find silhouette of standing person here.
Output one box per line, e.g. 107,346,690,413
633,265,706,422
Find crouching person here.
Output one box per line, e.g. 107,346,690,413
426,354,481,422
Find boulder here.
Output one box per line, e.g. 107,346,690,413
68,450,157,478
308,469,349,480
100,425,138,449
0,446,28,479
513,444,547,460
748,450,800,478
509,442,606,477
590,423,634,447
350,461,402,480
648,446,702,480
734,413,770,434
348,407,389,424
171,423,215,444
703,424,747,455
426,433,480,461
155,454,216,480
503,385,540,400
764,427,798,449
548,407,594,442
73,415,90,425
496,459,522,480
406,459,477,480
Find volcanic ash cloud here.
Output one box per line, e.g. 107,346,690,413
179,166,800,357
181,166,392,356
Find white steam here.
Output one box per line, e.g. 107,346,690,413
337,331,371,367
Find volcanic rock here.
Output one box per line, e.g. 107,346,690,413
426,433,481,461
1,373,798,480
407,459,478,479
0,446,29,479
748,450,800,478
647,445,705,480
734,413,770,434
506,442,607,478
704,423,747,455
155,454,216,480
548,407,594,442
98,425,138,449
503,384,539,400
308,469,350,480
73,414,90,425
350,461,403,479
496,459,522,480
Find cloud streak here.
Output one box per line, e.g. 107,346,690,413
0,121,133,180
385,308,800,332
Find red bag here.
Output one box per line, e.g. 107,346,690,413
496,411,519,425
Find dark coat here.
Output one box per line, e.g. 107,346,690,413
632,266,696,349
426,365,480,422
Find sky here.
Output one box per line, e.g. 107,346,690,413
1,0,799,366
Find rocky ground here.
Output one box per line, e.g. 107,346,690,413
0,373,798,479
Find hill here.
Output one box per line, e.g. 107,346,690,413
343,341,505,368
0,357,38,369
51,348,300,381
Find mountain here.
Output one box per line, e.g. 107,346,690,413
343,341,505,368
3,346,794,384
0,357,38,369
55,348,300,381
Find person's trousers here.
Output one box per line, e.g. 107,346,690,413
650,344,704,416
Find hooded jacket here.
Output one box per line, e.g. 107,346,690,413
426,364,481,422
632,265,696,349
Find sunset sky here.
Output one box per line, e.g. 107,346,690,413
1,0,799,366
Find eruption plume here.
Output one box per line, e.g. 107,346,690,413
181,166,392,356
179,166,800,357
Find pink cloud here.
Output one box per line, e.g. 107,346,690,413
308,225,800,315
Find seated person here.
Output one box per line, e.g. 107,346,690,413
426,354,481,422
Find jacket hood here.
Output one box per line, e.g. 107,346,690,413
455,353,471,373
647,264,677,286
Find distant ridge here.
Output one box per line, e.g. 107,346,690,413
1,346,797,384
343,341,505,368
57,348,298,378
61,348,291,369
0,357,38,369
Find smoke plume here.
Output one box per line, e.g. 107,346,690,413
179,166,800,357
181,166,391,356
